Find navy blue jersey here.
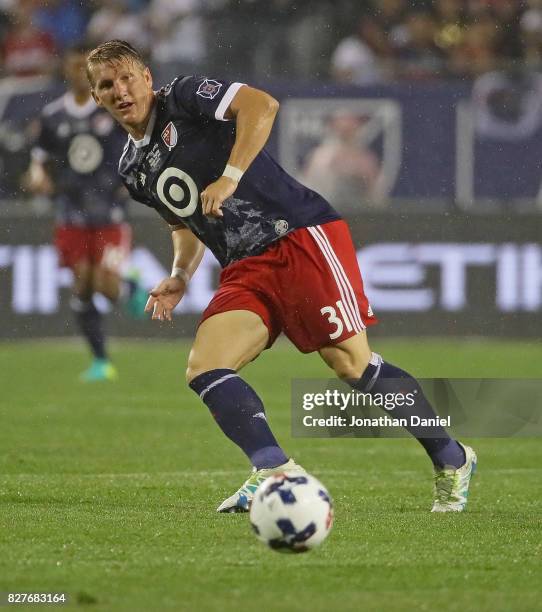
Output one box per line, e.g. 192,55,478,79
118,76,340,267
33,93,127,227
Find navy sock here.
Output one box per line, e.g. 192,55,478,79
350,354,465,468
189,369,288,469
71,297,107,361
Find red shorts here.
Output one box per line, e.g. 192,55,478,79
54,224,131,272
201,220,377,353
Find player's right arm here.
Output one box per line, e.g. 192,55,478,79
144,226,205,321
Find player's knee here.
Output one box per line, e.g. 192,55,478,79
92,269,120,301
91,276,103,297
185,363,200,385
186,341,249,384
73,278,93,301
185,352,214,385
332,351,372,381
73,287,93,303
186,357,240,385
69,295,94,313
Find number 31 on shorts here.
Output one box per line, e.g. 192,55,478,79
320,300,354,340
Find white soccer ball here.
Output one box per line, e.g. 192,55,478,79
249,472,334,553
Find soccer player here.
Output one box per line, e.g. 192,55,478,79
87,40,477,512
27,45,147,382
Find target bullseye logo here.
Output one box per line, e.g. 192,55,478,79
156,167,198,218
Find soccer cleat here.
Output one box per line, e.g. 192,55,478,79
79,359,118,383
431,443,477,513
123,271,148,319
217,459,306,513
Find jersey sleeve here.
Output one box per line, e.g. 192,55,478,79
169,76,245,122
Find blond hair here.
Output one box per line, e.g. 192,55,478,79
86,40,146,85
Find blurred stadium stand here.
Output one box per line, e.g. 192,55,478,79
0,0,541,213
0,1,538,81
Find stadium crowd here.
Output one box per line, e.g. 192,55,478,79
0,0,539,83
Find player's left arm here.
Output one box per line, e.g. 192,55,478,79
24,157,55,196
145,226,206,321
23,118,55,196
200,86,279,218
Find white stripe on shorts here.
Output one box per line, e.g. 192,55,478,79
199,373,238,401
307,226,358,333
307,226,362,334
314,225,365,331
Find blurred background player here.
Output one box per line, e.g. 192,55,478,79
25,45,146,382
301,111,383,212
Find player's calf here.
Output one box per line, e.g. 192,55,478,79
188,368,288,470
70,295,116,382
320,342,372,380
349,352,476,511
321,336,467,471
349,352,466,469
189,368,296,512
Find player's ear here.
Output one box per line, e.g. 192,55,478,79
144,66,153,89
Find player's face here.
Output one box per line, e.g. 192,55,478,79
90,59,154,134
65,53,89,95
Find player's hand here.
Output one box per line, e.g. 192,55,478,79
200,176,238,218
22,165,54,196
144,276,187,321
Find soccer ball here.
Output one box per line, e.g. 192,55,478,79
249,472,333,553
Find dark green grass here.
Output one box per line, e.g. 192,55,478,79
1,339,541,611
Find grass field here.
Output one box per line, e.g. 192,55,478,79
1,338,541,612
